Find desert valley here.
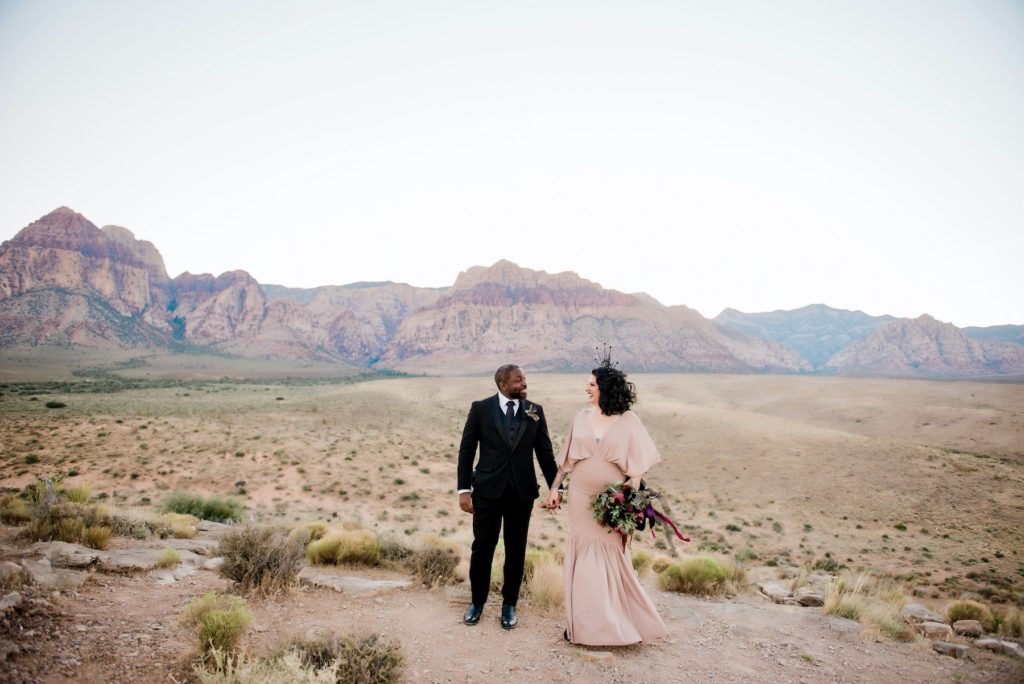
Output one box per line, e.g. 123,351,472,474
1,208,1023,682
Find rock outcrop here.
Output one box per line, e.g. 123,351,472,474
826,315,1024,377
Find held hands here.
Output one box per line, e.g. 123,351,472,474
540,488,562,511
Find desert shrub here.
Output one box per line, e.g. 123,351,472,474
288,631,403,684
62,483,92,504
55,517,85,543
307,530,380,566
44,401,67,409
524,552,563,610
994,604,1024,638
218,525,304,596
0,495,31,524
824,571,914,639
165,492,244,524
82,525,112,550
156,547,182,569
947,599,995,631
650,555,673,574
108,512,155,540
195,648,338,683
288,521,328,546
179,593,251,659
161,512,200,539
631,549,653,575
377,535,414,563
407,537,460,586
658,556,745,597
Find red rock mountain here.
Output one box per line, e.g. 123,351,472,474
1,207,1021,377
826,315,1024,377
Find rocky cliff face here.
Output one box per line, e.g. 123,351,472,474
826,315,1024,376
0,208,172,328
378,261,811,373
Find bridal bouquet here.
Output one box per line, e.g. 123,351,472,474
592,481,690,550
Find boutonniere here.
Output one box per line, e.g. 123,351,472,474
524,405,539,422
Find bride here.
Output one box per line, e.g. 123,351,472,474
544,352,668,645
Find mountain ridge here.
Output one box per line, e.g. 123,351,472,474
1,207,1021,377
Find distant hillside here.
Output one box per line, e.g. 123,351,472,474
715,304,895,369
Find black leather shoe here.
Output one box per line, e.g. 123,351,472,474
500,603,517,630
463,604,482,625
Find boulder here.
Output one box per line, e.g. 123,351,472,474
952,619,984,637
901,603,945,624
0,592,22,614
918,622,954,640
1002,641,1024,659
0,561,25,583
794,587,825,607
932,642,969,658
202,557,225,571
976,638,1004,653
19,557,88,590
29,541,100,569
758,581,793,604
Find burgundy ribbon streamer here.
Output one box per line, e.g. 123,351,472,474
645,504,691,543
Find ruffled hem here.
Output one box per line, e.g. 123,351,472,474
563,535,668,646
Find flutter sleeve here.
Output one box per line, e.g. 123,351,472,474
607,411,662,479
555,410,587,473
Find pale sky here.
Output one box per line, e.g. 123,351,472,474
1,1,1022,327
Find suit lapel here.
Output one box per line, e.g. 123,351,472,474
490,395,513,449
509,400,531,452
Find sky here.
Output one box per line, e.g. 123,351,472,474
1,1,1022,327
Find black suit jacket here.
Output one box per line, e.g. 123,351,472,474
457,395,558,501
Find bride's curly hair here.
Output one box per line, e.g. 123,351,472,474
592,346,636,415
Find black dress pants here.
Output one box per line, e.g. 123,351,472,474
469,484,534,607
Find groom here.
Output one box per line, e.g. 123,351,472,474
457,364,561,630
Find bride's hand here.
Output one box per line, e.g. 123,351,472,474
541,489,562,510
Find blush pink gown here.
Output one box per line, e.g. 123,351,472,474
557,409,668,646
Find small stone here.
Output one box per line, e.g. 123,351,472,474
202,557,224,571
932,642,968,659
918,622,954,640
952,619,984,637
901,603,945,624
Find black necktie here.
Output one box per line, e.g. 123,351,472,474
505,400,515,425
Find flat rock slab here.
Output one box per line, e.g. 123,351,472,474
757,581,793,604
298,568,411,595
19,557,88,590
824,616,863,636
794,587,825,607
932,642,969,659
901,603,945,624
28,541,205,574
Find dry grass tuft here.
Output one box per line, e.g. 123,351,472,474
82,525,112,550
160,512,200,539
824,572,914,640
288,631,404,684
947,599,995,632
0,495,31,524
307,530,381,566
61,483,92,504
194,648,338,683
523,551,563,610
994,604,1024,638
288,521,329,546
407,536,460,586
218,525,305,596
658,555,746,597
179,593,251,660
631,549,653,575
156,547,182,569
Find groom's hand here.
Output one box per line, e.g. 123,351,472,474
459,492,474,514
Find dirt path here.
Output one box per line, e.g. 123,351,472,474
9,563,1017,684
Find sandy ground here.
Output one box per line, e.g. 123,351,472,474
2,372,1023,681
